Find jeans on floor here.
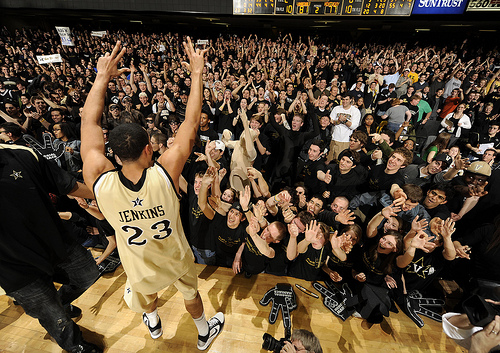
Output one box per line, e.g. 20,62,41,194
7,245,99,352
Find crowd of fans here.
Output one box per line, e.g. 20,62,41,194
1,25,500,349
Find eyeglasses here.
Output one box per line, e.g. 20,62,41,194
109,106,119,111
53,128,61,132
146,120,154,123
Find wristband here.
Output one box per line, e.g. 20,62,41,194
242,208,249,213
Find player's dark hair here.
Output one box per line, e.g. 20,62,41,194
109,123,150,162
0,122,22,138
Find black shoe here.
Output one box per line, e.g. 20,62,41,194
71,341,103,353
67,304,82,318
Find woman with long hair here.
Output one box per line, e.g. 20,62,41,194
440,103,472,140
422,132,452,163
52,122,82,173
349,229,428,323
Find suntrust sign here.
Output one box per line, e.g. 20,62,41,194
412,0,467,13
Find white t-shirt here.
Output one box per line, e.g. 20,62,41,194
329,105,361,143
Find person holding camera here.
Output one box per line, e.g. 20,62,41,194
443,308,500,353
279,329,323,353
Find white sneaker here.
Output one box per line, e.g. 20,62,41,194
142,312,163,339
197,312,224,350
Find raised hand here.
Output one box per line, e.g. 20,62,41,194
96,41,129,79
411,231,430,252
335,209,355,225
304,220,320,243
239,185,252,211
441,218,456,239
202,166,217,186
246,167,261,180
324,169,332,184
194,152,207,162
411,215,428,233
381,204,401,219
287,222,299,238
181,36,208,74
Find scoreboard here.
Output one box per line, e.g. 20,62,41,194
233,0,415,15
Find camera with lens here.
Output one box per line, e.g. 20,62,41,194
463,295,500,327
262,333,288,353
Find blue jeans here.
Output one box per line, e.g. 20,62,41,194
7,245,99,352
192,245,216,265
387,122,402,133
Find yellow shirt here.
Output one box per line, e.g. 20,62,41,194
94,163,194,294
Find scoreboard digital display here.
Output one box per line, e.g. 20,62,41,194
233,0,414,15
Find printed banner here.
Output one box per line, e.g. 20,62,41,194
36,54,63,64
91,31,107,37
56,26,74,46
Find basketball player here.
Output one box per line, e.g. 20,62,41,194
81,39,224,350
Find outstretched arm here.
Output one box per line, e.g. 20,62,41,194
158,38,208,192
81,41,128,189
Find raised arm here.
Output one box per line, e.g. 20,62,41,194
81,41,128,189
158,38,208,192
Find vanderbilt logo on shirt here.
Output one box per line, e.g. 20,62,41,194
10,170,22,180
406,257,434,279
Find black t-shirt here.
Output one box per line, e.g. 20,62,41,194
242,235,268,274
326,248,358,282
187,184,213,250
288,241,331,281
403,248,446,293
353,236,394,287
298,157,325,196
210,213,247,267
197,127,219,153
321,164,368,202
367,164,404,192
0,145,77,293
265,235,290,276
426,204,451,221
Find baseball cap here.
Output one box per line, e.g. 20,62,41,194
434,153,453,169
466,161,492,177
180,90,188,96
214,140,225,152
230,201,243,213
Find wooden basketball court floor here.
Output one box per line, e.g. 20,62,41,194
0,262,465,353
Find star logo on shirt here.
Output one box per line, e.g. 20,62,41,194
406,257,432,279
132,197,144,207
10,170,23,180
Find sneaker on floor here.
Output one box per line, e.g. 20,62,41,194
67,304,82,318
142,312,163,339
70,341,103,353
197,312,224,351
